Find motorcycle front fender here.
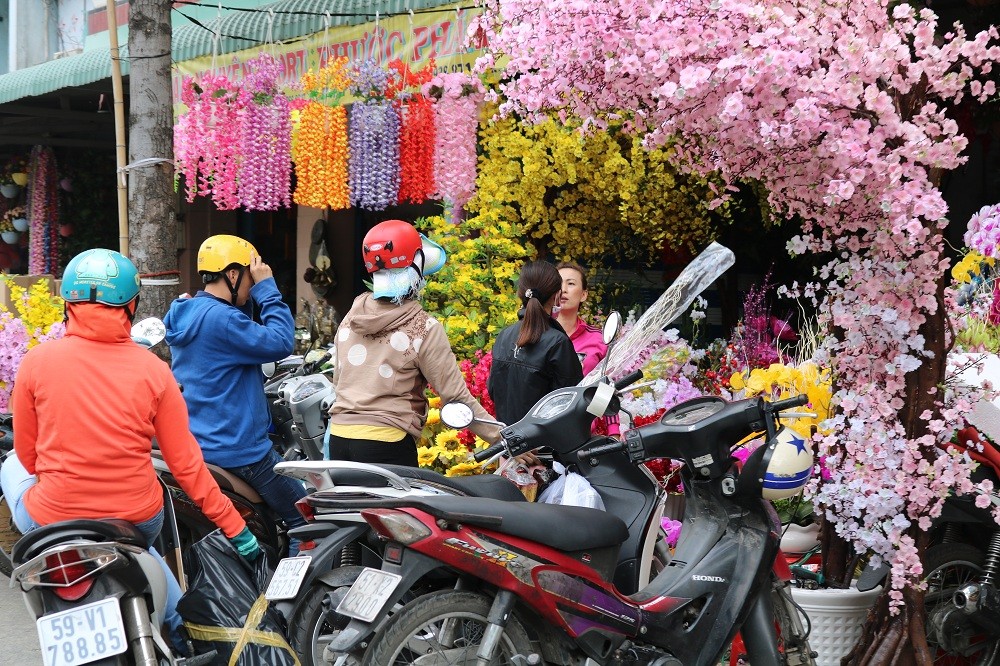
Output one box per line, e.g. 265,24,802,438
324,548,444,655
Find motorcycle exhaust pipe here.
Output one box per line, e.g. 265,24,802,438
954,582,1000,634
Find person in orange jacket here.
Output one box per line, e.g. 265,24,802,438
0,248,258,651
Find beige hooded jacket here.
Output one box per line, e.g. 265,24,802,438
329,293,499,443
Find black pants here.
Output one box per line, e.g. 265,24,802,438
327,433,418,467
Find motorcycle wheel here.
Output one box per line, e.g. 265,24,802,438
290,569,365,666
924,543,1000,665
362,590,535,666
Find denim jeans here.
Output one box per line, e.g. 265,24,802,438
226,448,307,555
0,452,185,651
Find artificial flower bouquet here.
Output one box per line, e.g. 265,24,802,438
0,205,25,233
951,204,1000,353
1,155,28,186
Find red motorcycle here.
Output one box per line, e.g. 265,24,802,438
315,376,818,665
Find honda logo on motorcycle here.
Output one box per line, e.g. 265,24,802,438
692,575,727,583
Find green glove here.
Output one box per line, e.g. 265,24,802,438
230,526,260,562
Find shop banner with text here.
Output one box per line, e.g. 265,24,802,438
172,3,484,106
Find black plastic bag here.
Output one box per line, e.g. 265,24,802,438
177,530,298,666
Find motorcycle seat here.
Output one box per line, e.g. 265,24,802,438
312,494,628,552
13,519,147,564
381,465,528,503
152,450,263,504
321,464,527,502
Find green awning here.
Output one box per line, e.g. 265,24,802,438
0,47,129,104
0,0,457,105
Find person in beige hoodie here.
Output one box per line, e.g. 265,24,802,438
327,220,499,466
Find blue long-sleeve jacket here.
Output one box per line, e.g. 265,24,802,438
163,278,294,467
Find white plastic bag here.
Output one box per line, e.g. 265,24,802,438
538,462,605,510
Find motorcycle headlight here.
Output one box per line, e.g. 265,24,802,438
292,379,328,403
531,391,577,419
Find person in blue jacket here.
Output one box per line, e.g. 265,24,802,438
164,234,306,554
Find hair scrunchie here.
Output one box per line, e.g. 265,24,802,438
524,288,535,299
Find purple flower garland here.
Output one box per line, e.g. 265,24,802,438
346,59,401,211
238,53,292,211
348,102,400,210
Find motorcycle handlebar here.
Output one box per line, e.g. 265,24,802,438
769,395,809,413
474,441,507,463
576,439,626,464
614,370,644,391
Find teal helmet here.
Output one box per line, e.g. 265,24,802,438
61,249,140,306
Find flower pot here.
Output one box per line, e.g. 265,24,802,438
790,583,881,666
58,223,74,238
780,522,820,554
11,218,28,233
0,184,20,199
1,231,20,244
10,172,28,187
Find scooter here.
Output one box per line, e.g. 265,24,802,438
7,480,217,666
275,242,741,665
318,373,818,664
266,348,336,462
852,356,1000,663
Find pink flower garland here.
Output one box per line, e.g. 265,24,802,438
174,75,244,210
423,73,484,209
27,146,59,275
238,53,292,211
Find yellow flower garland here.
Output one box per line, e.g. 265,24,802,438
293,59,351,209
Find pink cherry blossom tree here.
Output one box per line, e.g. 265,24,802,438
472,0,999,661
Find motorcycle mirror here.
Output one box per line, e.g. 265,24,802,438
262,362,277,378
131,317,166,349
441,402,475,429
602,311,622,345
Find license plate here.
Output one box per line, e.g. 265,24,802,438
36,597,127,666
264,556,312,601
336,567,402,622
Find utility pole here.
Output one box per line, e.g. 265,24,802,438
127,0,179,331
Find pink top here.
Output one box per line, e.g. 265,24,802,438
567,317,607,375
567,316,620,435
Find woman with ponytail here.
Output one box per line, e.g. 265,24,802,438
488,261,583,426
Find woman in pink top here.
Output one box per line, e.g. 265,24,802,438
555,261,607,374
556,262,620,435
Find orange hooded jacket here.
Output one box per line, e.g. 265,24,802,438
13,303,245,538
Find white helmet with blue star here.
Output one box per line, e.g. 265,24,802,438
758,426,814,500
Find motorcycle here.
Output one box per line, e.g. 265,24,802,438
273,242,740,665
7,486,218,666
853,355,1000,663
265,348,336,462
317,365,818,665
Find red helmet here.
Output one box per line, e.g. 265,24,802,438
362,220,422,274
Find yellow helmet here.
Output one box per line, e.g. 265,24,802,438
197,235,257,273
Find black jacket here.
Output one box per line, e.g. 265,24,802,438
488,316,584,425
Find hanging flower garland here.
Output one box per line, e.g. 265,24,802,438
347,60,401,211
293,58,351,210
26,146,59,275
397,95,436,204
238,53,292,211
424,73,485,209
174,74,243,210
395,60,437,205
